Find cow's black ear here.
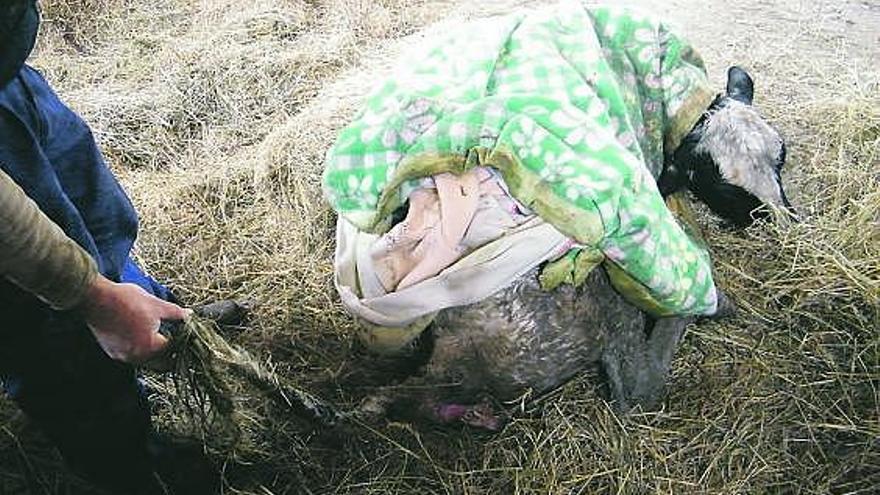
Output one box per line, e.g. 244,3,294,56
726,66,754,105
657,161,689,197
661,125,705,197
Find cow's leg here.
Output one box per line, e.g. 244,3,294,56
642,315,694,401
600,320,650,412
617,290,736,409
601,316,693,412
649,316,694,372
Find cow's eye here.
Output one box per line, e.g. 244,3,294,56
775,143,787,171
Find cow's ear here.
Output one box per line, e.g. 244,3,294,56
661,125,705,197
726,66,754,105
657,161,689,196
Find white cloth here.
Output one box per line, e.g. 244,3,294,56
334,215,570,328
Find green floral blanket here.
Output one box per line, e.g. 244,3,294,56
323,1,718,316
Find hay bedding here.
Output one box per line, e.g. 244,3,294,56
0,0,877,493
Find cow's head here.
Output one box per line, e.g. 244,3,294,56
659,66,795,227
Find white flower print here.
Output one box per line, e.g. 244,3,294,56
630,228,650,245
572,174,609,192
618,130,636,148
643,72,662,90
603,20,619,39
399,127,419,145
521,105,550,117
573,83,593,99
382,129,399,148
485,102,505,119
634,28,656,43
550,109,584,130
609,116,621,135
361,125,383,143
605,245,627,261
565,127,587,147
583,129,613,152
346,175,360,191
403,97,431,116
332,154,352,170
407,114,438,134
587,98,608,119
449,122,468,141
682,294,696,310
704,287,718,307
360,174,374,193
680,276,693,291
510,119,536,148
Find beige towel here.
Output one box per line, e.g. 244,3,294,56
335,167,571,333
370,167,529,292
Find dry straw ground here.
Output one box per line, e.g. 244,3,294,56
1,0,877,493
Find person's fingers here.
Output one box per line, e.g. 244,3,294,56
150,330,169,352
130,331,169,365
154,296,190,321
118,282,187,320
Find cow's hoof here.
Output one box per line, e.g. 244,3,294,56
194,299,252,326
703,291,737,321
355,393,394,423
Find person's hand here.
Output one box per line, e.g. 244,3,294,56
80,275,190,364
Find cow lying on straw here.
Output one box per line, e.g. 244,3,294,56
321,2,795,429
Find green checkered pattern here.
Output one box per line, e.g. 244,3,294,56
323,1,718,316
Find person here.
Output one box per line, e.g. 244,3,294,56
1,2,219,493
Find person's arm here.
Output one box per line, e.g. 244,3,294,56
0,168,186,362
0,167,99,309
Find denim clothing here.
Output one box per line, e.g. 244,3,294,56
0,65,170,493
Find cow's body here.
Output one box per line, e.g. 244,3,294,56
353,66,787,430
359,265,706,429
326,5,792,429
